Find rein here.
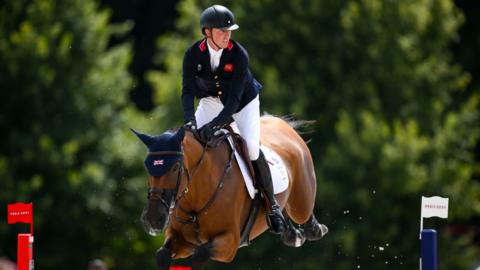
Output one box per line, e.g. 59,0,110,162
176,146,234,223
174,133,234,244
147,132,234,244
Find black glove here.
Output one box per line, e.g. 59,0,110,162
199,122,219,143
184,118,197,130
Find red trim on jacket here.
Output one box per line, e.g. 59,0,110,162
199,39,207,52
199,39,233,51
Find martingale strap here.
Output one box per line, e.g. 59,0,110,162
173,145,235,245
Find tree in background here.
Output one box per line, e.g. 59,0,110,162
0,0,162,269
0,0,477,269
149,0,480,269
100,0,178,112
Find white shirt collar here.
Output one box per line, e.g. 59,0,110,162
207,39,223,71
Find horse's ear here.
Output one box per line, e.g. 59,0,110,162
176,127,186,143
130,128,155,147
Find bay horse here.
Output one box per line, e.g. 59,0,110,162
132,115,328,270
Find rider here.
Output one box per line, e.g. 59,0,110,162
181,5,286,234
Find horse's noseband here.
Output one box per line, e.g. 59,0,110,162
148,187,178,210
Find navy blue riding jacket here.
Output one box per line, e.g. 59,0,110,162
181,39,262,126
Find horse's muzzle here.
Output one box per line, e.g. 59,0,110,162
140,200,169,236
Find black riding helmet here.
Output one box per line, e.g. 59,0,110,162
200,5,239,34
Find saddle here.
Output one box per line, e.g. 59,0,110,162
223,126,256,183
192,125,256,184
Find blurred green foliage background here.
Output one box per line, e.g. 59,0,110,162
1,0,479,269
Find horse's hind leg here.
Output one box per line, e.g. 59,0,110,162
304,214,328,241
280,212,306,247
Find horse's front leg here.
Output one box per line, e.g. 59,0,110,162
191,242,213,270
191,232,239,270
156,238,173,270
156,232,195,270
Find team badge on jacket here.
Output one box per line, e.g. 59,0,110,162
224,64,233,72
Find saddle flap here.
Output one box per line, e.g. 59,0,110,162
224,125,256,182
222,124,289,199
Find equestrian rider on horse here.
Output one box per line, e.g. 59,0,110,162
181,5,287,234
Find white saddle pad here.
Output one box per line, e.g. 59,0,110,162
224,129,289,199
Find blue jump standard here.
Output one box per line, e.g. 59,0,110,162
421,229,438,270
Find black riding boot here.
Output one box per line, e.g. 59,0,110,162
252,150,286,234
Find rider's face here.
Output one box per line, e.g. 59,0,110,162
207,28,231,49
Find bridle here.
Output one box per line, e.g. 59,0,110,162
146,132,234,244
146,150,186,210
146,143,210,214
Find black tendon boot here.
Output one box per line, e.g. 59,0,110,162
252,150,286,234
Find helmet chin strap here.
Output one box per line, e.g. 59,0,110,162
206,28,222,50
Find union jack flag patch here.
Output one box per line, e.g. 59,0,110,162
153,159,164,166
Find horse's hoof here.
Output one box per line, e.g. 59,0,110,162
305,222,329,241
156,246,172,270
281,227,306,247
267,211,287,235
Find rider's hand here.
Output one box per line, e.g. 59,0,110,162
184,118,197,130
199,122,219,143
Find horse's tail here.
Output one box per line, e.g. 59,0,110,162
262,113,316,143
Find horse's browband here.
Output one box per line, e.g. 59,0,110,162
148,151,183,156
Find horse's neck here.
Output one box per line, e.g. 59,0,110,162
181,134,236,209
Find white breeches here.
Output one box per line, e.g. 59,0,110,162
195,96,260,160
